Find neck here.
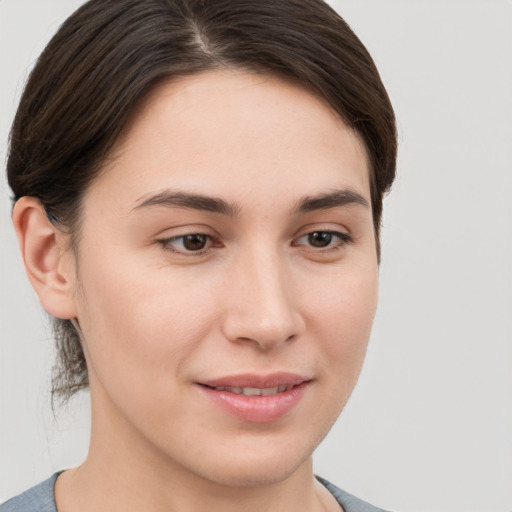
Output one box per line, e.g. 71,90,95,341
54,386,338,512
56,452,329,512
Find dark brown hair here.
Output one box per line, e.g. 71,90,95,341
7,0,397,402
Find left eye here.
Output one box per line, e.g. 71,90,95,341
295,231,351,249
161,234,212,253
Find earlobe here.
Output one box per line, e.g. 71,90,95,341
12,197,78,319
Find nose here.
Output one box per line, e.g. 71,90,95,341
221,249,305,350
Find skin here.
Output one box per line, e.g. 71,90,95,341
14,70,378,512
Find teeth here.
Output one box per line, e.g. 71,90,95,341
242,387,262,396
261,386,279,396
213,385,291,396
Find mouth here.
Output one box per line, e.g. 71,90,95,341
197,373,311,423
203,384,296,396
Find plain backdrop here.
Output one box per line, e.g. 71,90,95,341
1,1,511,511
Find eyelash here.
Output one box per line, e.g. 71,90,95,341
293,230,353,250
158,230,352,256
158,233,215,255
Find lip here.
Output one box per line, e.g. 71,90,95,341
197,372,311,423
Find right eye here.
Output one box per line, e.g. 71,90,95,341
159,233,212,255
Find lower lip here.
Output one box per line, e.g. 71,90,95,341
198,382,309,423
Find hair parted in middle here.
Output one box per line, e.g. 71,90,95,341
7,0,397,401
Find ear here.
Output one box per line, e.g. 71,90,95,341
12,197,78,319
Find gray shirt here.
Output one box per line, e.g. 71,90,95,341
1,473,389,512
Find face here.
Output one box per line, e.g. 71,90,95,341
71,70,378,487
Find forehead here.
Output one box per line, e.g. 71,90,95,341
88,70,371,212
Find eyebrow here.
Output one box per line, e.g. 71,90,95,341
133,190,240,216
294,189,369,213
132,187,369,217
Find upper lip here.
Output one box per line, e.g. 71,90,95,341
198,372,311,389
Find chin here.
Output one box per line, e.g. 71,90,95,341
209,460,308,488
185,437,316,489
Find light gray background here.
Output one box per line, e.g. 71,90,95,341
1,1,511,511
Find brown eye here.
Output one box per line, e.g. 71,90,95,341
307,231,333,248
160,233,212,255
182,234,208,251
294,230,352,251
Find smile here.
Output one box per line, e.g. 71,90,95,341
209,385,293,396
198,373,311,423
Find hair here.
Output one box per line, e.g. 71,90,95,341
7,0,397,403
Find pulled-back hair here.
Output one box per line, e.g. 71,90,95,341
7,0,397,402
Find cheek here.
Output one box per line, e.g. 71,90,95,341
307,260,379,375
74,252,218,389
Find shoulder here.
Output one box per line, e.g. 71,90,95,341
316,476,391,512
2,473,390,512
0,474,59,512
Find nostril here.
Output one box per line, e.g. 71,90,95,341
220,268,305,348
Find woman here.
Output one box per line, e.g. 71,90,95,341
2,1,396,511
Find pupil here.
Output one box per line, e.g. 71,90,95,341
183,234,207,251
308,232,332,247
